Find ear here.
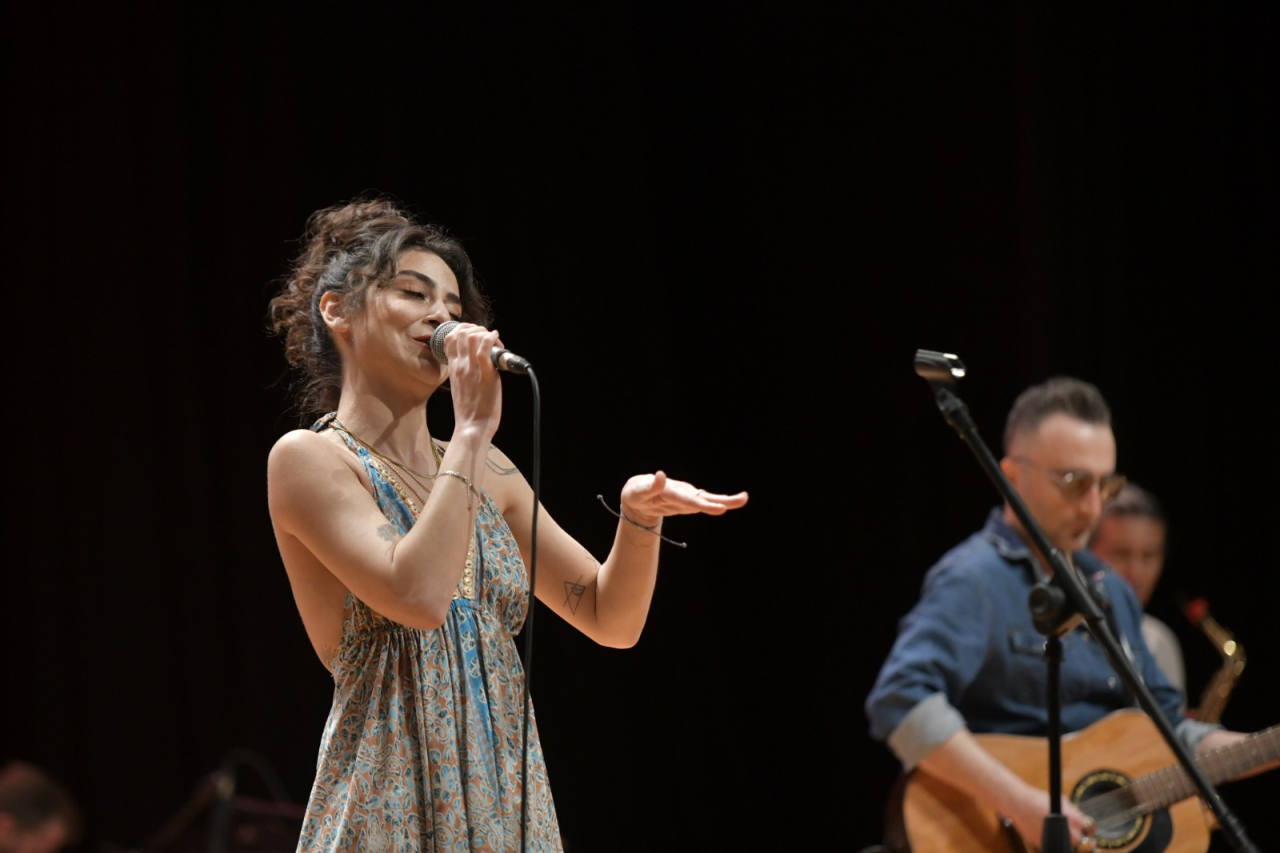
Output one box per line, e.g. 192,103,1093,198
999,456,1021,489
319,290,350,333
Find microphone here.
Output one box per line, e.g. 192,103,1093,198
430,320,531,375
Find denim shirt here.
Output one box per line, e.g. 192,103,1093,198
864,509,1216,769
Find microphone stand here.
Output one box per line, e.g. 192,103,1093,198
913,350,1258,853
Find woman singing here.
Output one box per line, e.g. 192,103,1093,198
267,198,747,851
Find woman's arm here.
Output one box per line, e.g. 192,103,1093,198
268,324,506,632
268,427,490,632
494,459,747,647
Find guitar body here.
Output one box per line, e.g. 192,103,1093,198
899,710,1211,853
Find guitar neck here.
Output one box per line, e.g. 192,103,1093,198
1128,726,1278,811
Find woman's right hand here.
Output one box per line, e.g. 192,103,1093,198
440,322,504,441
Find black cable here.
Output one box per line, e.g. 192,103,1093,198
519,366,540,853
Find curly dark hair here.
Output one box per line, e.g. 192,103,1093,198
269,197,492,416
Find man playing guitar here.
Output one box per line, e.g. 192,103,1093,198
864,378,1277,851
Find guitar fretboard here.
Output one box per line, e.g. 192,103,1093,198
1089,726,1278,820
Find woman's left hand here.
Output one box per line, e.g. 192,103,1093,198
620,471,748,527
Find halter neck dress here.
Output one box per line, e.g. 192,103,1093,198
297,414,562,852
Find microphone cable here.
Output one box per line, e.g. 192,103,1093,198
435,321,540,849
519,366,540,853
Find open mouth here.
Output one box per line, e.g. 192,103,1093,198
415,336,441,362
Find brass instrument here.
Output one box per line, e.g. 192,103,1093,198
1183,597,1246,724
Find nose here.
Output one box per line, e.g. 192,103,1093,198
424,296,454,326
1079,481,1105,517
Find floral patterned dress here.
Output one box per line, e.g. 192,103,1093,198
297,414,562,852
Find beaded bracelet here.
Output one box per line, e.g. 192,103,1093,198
439,470,482,509
596,495,687,548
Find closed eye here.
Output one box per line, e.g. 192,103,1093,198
394,270,463,318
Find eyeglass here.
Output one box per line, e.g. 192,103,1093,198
1010,456,1127,501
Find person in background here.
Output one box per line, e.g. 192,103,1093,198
0,761,81,853
1088,482,1185,697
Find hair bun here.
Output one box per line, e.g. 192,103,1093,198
311,198,410,253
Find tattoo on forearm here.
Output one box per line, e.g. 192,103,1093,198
486,455,519,476
562,574,586,615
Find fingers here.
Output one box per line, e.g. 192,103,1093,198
621,474,748,519
441,324,503,434
674,479,748,514
443,324,504,380
1073,815,1097,852
693,488,749,509
442,322,500,354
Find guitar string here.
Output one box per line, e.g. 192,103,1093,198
1076,725,1279,829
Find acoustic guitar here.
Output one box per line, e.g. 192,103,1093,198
890,709,1278,853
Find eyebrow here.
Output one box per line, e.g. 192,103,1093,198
396,270,463,305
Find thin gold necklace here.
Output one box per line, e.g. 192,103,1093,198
377,454,478,580
332,417,442,480
383,457,431,510
331,417,479,594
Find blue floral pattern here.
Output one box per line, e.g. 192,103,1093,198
298,415,562,851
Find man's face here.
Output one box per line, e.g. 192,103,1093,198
1002,413,1118,559
1091,514,1166,605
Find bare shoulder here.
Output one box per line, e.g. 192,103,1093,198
492,449,539,529
267,428,362,528
268,429,348,485
435,440,528,515
268,422,330,455
431,439,522,478
485,444,522,477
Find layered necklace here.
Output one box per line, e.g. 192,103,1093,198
331,417,444,515
330,417,477,599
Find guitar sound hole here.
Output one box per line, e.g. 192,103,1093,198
1073,771,1143,848
1072,771,1173,851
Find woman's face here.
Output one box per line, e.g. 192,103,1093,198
348,249,463,388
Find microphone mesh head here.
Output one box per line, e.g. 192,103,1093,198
430,321,459,363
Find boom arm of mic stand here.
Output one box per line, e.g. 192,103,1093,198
922,377,1258,853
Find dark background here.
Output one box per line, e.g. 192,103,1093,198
6,3,1276,851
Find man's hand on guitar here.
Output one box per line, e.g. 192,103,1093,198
1004,782,1096,850
911,728,1103,852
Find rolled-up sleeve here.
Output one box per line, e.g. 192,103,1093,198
886,692,967,769
865,551,994,767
